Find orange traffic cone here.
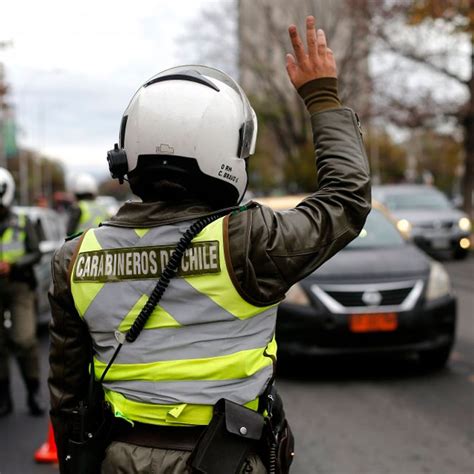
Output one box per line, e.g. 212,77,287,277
34,421,58,463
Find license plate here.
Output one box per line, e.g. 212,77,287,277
431,238,449,249
349,313,398,333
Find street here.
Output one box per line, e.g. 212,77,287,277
0,255,473,474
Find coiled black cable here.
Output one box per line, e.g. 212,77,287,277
125,207,238,343
268,441,278,474
96,203,252,383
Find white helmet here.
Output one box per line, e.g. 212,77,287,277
107,65,258,207
0,167,15,208
72,173,98,196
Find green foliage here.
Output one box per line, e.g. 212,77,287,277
365,129,408,183
408,0,473,34
413,130,463,193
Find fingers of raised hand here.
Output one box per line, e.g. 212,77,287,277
317,29,327,56
288,24,307,65
306,16,318,57
286,16,337,87
310,27,336,77
286,53,298,79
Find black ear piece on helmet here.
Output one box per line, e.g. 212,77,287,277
107,143,128,184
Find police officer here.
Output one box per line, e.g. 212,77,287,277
49,17,371,473
67,173,109,235
0,167,44,417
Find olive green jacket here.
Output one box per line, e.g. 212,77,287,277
48,81,371,471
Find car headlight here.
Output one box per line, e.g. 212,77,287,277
396,219,412,236
284,283,310,306
458,217,472,232
426,261,451,301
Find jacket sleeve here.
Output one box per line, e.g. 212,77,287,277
48,238,92,472
228,107,371,306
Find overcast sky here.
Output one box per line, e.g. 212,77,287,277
0,0,205,181
2,1,470,187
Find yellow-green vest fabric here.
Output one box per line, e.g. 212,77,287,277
77,200,108,231
0,213,27,264
70,216,278,427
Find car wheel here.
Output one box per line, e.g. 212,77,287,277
418,345,452,370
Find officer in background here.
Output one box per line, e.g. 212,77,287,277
67,173,109,235
49,17,371,473
0,167,44,417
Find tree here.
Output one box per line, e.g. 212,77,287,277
412,130,463,193
370,0,474,215
7,149,66,205
180,0,372,194
365,128,408,184
1,55,66,206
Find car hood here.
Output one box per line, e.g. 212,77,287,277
389,209,464,226
309,245,430,284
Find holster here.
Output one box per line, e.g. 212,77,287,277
260,418,295,474
188,398,265,474
65,367,113,474
66,406,113,474
259,388,295,474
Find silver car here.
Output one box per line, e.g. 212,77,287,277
373,185,472,259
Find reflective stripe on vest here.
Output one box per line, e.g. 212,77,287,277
0,213,27,264
78,200,108,231
70,216,278,426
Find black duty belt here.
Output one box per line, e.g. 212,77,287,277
111,421,206,452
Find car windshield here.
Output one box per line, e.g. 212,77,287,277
348,209,405,249
384,190,451,210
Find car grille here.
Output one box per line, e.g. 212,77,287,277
418,221,453,230
311,280,424,314
326,287,412,307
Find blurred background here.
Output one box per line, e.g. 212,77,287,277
0,0,473,212
0,1,473,473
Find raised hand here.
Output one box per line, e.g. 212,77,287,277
286,16,337,90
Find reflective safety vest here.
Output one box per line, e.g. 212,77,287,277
77,200,109,231
70,216,278,427
0,213,27,264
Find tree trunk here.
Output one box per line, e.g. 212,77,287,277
462,36,474,218
463,114,474,219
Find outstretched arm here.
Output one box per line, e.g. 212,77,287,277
227,16,371,305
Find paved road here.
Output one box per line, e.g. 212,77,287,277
279,255,474,474
0,255,472,474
